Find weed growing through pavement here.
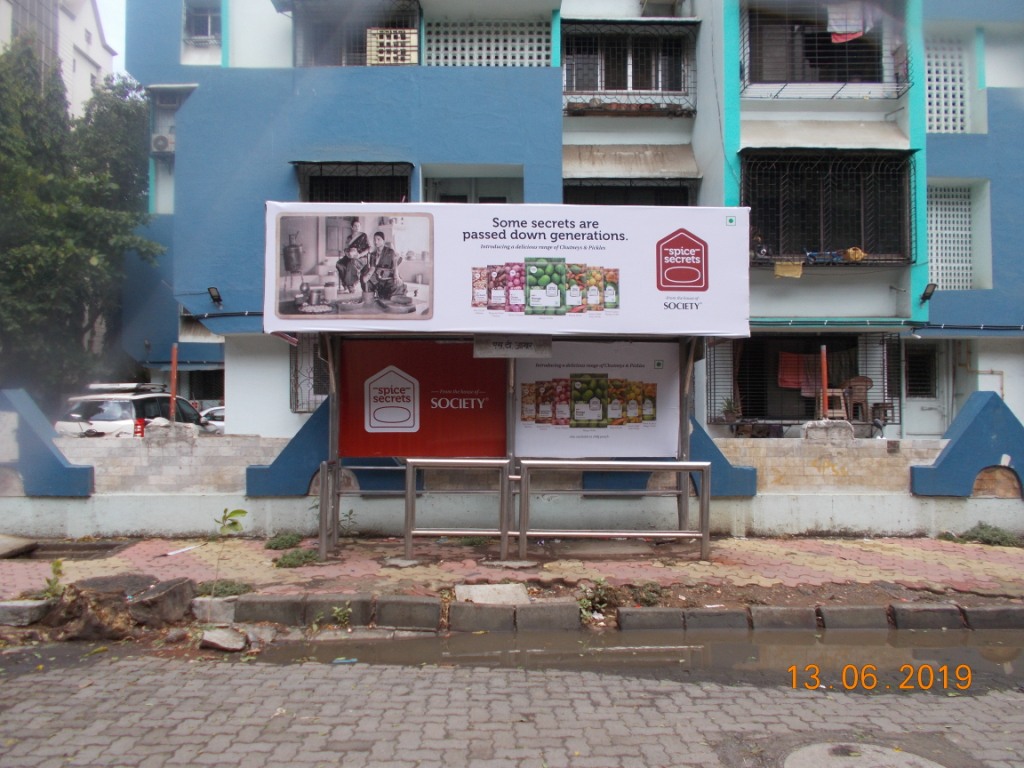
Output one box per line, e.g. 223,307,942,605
274,548,319,568
939,522,1022,547
577,577,618,621
42,559,65,600
198,508,248,597
332,603,352,627
265,532,303,550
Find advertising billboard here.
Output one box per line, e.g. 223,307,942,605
514,341,680,459
264,202,749,337
337,340,507,458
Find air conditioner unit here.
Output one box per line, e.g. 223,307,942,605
367,28,418,65
151,133,176,153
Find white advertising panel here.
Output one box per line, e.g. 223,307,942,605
514,341,680,459
264,202,749,337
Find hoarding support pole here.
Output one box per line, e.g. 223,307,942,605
677,337,697,530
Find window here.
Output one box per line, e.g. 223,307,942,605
905,346,936,398
742,0,909,98
743,153,913,265
292,0,418,67
294,162,413,203
562,22,696,114
185,1,221,43
706,333,900,424
290,334,330,413
564,180,692,206
927,185,974,290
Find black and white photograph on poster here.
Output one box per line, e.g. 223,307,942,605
515,341,681,459
275,212,434,319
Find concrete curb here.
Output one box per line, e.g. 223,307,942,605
5,597,1024,634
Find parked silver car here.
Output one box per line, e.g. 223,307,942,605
200,406,225,434
54,384,208,437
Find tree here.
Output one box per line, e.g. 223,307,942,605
0,39,161,413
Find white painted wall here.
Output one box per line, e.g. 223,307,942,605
0,0,13,48
227,0,292,69
224,334,311,438
59,0,114,118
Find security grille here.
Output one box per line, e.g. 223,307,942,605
743,152,913,265
293,0,419,67
562,21,697,114
563,179,693,206
927,185,974,290
740,0,910,98
706,333,901,426
424,20,551,67
367,28,418,65
290,334,330,413
925,37,969,133
294,162,413,203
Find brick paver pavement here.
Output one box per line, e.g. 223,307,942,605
0,654,1021,767
3,536,1024,602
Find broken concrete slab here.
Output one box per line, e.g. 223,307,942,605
0,534,37,559
0,599,54,626
454,583,530,605
127,577,196,627
200,627,248,652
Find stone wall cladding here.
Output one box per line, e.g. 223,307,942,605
715,437,946,494
53,433,945,497
55,434,290,494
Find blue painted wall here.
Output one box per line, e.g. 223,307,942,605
924,3,1024,333
125,2,565,338
1,390,92,497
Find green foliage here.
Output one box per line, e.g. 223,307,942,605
577,578,620,620
630,582,666,607
265,532,304,550
196,580,252,597
42,559,65,600
215,508,248,536
457,536,492,547
274,548,319,568
331,603,352,627
941,522,1022,548
0,40,161,412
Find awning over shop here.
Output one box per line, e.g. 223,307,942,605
562,144,701,179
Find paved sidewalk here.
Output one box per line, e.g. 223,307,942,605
3,535,1024,606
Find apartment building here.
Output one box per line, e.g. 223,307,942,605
1,0,115,116
123,0,1023,445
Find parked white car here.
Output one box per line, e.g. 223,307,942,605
54,384,208,437
200,406,225,434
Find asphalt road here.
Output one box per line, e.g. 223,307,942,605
1,635,1022,767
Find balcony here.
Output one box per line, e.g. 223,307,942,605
562,21,697,117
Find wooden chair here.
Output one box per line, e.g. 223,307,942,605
842,376,873,422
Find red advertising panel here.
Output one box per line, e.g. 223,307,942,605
339,340,507,457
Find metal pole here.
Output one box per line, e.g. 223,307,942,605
820,344,828,418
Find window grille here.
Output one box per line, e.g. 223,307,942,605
925,37,969,133
293,162,413,203
741,0,910,98
706,333,901,425
562,21,697,115
423,20,552,67
290,334,330,413
188,370,224,401
367,27,418,65
927,185,974,290
563,179,693,206
293,0,419,67
743,152,913,265
184,1,221,45
905,345,936,398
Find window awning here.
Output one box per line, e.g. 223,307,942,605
741,120,910,150
562,144,701,180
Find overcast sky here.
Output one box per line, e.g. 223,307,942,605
96,0,126,72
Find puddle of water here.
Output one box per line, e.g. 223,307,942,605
255,628,1024,692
